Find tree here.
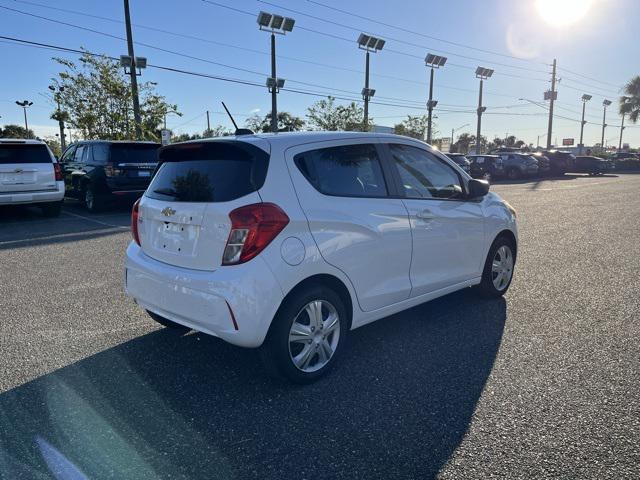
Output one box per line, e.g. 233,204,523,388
245,111,305,133
0,124,34,139
393,115,436,140
620,75,640,123
452,133,487,154
44,137,62,157
306,96,370,131
203,125,232,138
50,52,179,141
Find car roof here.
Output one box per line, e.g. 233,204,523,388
0,138,47,144
177,131,428,148
73,140,160,145
467,154,499,158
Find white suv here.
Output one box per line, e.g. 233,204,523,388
0,138,65,216
125,132,517,383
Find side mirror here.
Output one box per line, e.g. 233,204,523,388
468,179,489,198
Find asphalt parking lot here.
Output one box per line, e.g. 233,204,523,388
1,174,639,479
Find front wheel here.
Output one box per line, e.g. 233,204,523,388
84,185,104,213
260,285,348,384
475,235,516,298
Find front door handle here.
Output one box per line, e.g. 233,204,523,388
416,209,434,220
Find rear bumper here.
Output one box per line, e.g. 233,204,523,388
0,181,64,205
124,242,284,348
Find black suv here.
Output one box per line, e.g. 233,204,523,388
444,153,471,173
59,141,160,211
540,150,575,175
469,152,538,180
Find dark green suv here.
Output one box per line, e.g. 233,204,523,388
59,141,160,211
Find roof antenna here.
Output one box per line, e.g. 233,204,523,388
222,101,253,135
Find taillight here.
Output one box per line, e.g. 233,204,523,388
53,163,63,181
222,203,289,265
131,198,141,246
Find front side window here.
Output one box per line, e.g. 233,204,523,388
73,145,86,163
389,144,463,200
294,144,387,197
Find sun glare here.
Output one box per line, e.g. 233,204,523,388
535,0,595,27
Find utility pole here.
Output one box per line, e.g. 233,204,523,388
579,94,591,154
546,59,557,150
270,33,278,132
619,112,625,150
427,66,434,143
357,33,384,131
474,67,493,155
206,110,211,133
425,54,446,144
123,0,142,139
49,85,66,150
601,99,611,151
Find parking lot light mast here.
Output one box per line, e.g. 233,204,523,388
451,123,469,149
257,12,295,133
601,99,612,151
474,67,493,154
15,100,33,138
357,33,385,131
48,85,66,150
545,59,557,149
579,94,592,154
425,54,447,144
123,0,142,139
619,97,629,150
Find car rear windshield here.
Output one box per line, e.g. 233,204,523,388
0,144,51,164
100,143,160,164
145,141,269,203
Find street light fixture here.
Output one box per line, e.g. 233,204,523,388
578,94,592,154
257,11,295,133
425,53,447,144
601,99,612,151
15,100,33,138
48,85,67,150
474,67,493,154
357,33,385,131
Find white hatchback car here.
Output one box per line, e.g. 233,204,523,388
0,139,65,216
125,132,517,383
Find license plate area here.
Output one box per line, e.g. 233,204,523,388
151,220,200,255
1,172,36,184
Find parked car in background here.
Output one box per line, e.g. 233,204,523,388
609,152,639,161
467,154,503,181
530,152,551,175
612,156,640,171
0,138,64,216
574,156,615,175
125,132,518,383
60,140,161,212
444,153,471,173
540,150,575,175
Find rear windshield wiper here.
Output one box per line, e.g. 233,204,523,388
153,187,178,197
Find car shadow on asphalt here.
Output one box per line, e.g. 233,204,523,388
0,290,506,480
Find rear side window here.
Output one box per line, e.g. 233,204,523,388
146,141,269,203
0,144,52,164
110,143,160,164
294,144,387,197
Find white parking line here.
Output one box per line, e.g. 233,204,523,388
63,210,129,229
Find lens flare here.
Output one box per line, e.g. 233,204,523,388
535,0,595,27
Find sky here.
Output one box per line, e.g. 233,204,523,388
1,0,639,148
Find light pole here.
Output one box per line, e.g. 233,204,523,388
257,11,295,133
122,0,143,139
601,99,611,151
15,100,33,138
425,54,447,144
579,94,592,154
357,33,385,131
619,97,629,150
48,85,66,150
451,123,469,150
474,67,494,154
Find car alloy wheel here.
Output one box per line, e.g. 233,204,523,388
85,187,95,211
288,299,341,373
491,245,514,291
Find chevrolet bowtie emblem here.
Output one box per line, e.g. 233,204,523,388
161,207,176,217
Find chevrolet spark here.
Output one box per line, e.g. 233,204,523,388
124,132,517,383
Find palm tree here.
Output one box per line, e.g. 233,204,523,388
619,76,640,122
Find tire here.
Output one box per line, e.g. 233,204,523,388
260,285,348,384
506,167,521,180
84,184,104,213
475,235,516,298
41,201,63,217
146,310,191,332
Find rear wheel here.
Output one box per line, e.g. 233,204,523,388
41,201,63,217
476,235,516,298
146,310,190,332
260,285,348,384
84,184,104,213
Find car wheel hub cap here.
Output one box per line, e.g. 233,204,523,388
288,299,340,373
491,245,514,291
